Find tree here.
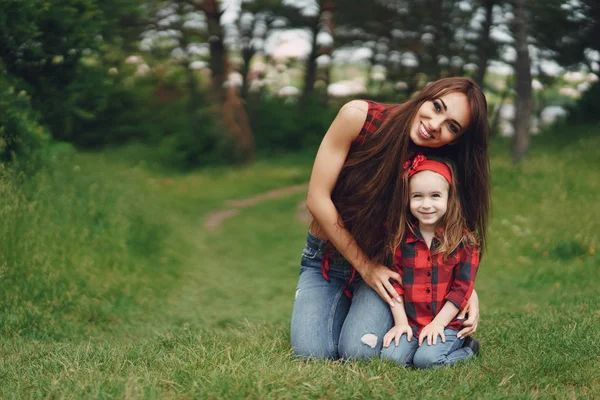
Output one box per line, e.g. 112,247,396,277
473,0,498,88
511,0,532,163
0,0,141,143
143,0,255,163
299,0,335,106
196,0,255,163
529,0,599,70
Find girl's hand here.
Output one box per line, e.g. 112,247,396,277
419,321,446,346
362,264,402,308
383,324,413,348
457,290,479,339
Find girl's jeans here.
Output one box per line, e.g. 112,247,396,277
290,231,394,359
380,328,474,368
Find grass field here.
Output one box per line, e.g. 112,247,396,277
1,126,599,399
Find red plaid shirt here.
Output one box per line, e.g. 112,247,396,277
352,100,390,145
322,101,393,295
392,228,480,336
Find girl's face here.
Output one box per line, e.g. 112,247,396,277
409,170,449,230
409,91,471,148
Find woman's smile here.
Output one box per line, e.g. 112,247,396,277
419,123,433,139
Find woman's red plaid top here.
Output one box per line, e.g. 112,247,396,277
391,228,480,336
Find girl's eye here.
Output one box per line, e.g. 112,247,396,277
412,194,421,198
433,101,441,112
432,194,441,198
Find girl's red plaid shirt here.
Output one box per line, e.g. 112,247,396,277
391,228,480,337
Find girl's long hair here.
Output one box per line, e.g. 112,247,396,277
404,158,479,259
331,77,489,265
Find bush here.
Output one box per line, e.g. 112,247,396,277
157,101,235,169
248,96,338,155
0,74,52,164
568,81,600,124
65,68,159,147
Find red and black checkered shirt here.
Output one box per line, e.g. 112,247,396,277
391,228,480,336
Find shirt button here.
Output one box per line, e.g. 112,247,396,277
427,256,431,261
426,288,431,293
427,271,431,277
426,305,431,310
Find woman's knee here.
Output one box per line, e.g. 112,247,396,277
292,340,338,359
338,331,383,360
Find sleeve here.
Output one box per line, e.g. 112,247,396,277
392,247,404,296
444,245,479,310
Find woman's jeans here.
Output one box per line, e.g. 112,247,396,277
380,328,474,368
290,231,394,359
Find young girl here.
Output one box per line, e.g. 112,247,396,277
381,155,480,368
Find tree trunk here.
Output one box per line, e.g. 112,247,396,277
300,17,319,106
240,47,254,101
319,0,335,96
201,0,228,103
474,0,495,88
511,0,532,163
198,0,255,163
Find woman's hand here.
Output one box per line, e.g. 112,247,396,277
362,264,403,308
457,289,479,339
383,324,413,348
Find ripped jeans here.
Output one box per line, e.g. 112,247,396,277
290,231,394,359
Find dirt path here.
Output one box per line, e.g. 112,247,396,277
203,183,310,230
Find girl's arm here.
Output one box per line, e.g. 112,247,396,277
444,246,479,311
306,100,402,308
419,246,479,346
383,297,414,347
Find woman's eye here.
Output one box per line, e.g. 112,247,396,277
448,123,459,134
433,101,441,112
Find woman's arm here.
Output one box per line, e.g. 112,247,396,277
457,289,479,338
306,100,402,308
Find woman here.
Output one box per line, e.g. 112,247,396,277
291,77,489,359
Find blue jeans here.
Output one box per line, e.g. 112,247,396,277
380,328,474,368
290,231,394,359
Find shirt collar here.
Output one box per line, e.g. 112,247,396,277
405,225,444,244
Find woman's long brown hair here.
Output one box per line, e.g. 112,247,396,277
330,77,489,266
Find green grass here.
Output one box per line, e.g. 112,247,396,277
1,126,599,398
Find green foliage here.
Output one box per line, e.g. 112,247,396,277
0,74,51,163
248,96,337,155
0,0,142,146
568,82,600,124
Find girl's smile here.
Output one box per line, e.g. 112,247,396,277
409,170,450,230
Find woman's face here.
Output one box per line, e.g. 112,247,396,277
409,91,471,148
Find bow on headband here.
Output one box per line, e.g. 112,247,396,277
403,154,453,184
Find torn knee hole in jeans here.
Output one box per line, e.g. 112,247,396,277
360,333,378,348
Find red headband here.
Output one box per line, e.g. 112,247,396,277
403,154,453,184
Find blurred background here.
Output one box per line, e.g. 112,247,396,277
1,0,598,166
1,0,599,397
